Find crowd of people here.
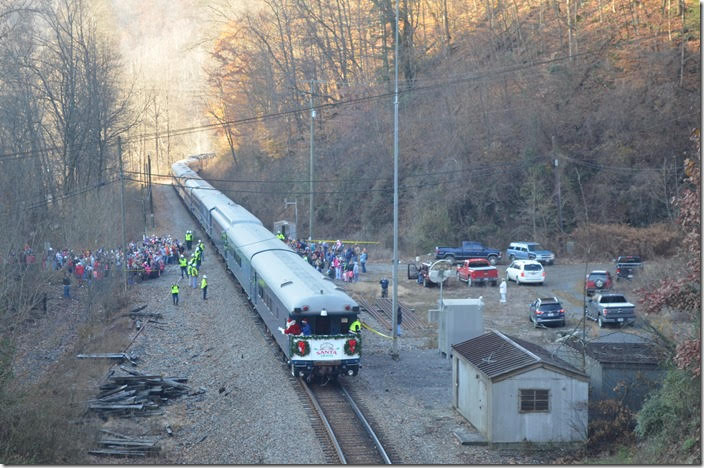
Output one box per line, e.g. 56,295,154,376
47,234,186,286
284,237,368,282
1,234,194,299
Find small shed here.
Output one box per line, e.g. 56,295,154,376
452,330,589,445
559,335,665,411
273,220,296,240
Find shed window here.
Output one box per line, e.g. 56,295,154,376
519,389,549,412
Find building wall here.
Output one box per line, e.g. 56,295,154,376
600,364,664,411
453,357,489,434
556,347,665,411
489,368,588,443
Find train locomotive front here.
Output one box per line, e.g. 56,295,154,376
172,155,361,381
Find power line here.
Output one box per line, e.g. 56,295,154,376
128,162,530,196
125,161,517,184
0,32,677,162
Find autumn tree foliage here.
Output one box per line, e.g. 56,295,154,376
637,129,701,377
203,0,699,249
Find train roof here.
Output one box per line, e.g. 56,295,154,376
173,156,357,314
228,222,357,312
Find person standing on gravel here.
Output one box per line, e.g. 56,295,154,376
380,278,389,297
499,279,507,304
201,275,208,300
171,283,180,305
179,255,187,279
185,230,193,250
62,273,71,299
396,306,403,336
191,265,199,289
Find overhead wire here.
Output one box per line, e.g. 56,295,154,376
126,161,528,197
0,32,678,162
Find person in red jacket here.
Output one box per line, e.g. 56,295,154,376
282,318,301,335
74,262,85,286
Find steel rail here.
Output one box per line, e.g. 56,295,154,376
339,384,392,464
300,380,346,464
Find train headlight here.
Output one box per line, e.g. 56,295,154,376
320,309,328,316
347,369,354,376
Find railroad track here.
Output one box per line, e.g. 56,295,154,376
297,379,392,464
190,198,392,464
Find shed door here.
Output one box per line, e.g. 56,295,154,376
457,362,472,413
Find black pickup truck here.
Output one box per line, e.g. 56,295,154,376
615,255,642,280
434,241,502,265
586,293,636,327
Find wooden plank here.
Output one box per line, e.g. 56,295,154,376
119,365,146,376
89,449,148,457
98,439,157,447
89,403,145,410
77,353,129,360
99,429,131,439
99,390,137,402
109,375,164,382
97,384,128,399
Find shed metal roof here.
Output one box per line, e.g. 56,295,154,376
452,330,587,380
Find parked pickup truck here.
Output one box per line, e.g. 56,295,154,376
435,241,502,265
615,255,642,280
585,293,636,328
456,258,499,286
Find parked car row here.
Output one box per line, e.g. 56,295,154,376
435,240,556,265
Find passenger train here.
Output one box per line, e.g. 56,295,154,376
171,154,361,381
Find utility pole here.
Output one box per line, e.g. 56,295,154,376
118,137,127,292
309,81,315,241
148,154,154,229
390,0,400,360
552,136,564,232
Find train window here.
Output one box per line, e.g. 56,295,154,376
317,316,331,335
232,249,241,266
339,316,355,334
263,291,273,311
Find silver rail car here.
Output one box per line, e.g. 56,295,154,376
172,155,361,380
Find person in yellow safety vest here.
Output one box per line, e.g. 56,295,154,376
185,230,193,250
179,255,187,279
191,265,199,289
201,275,208,300
194,248,202,269
276,231,285,241
171,283,179,305
349,318,362,334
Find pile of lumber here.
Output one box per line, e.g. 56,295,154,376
89,367,190,418
89,430,160,457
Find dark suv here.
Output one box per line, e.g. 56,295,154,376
529,297,565,327
616,256,642,280
586,270,613,296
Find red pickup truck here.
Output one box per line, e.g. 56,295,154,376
456,258,499,286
